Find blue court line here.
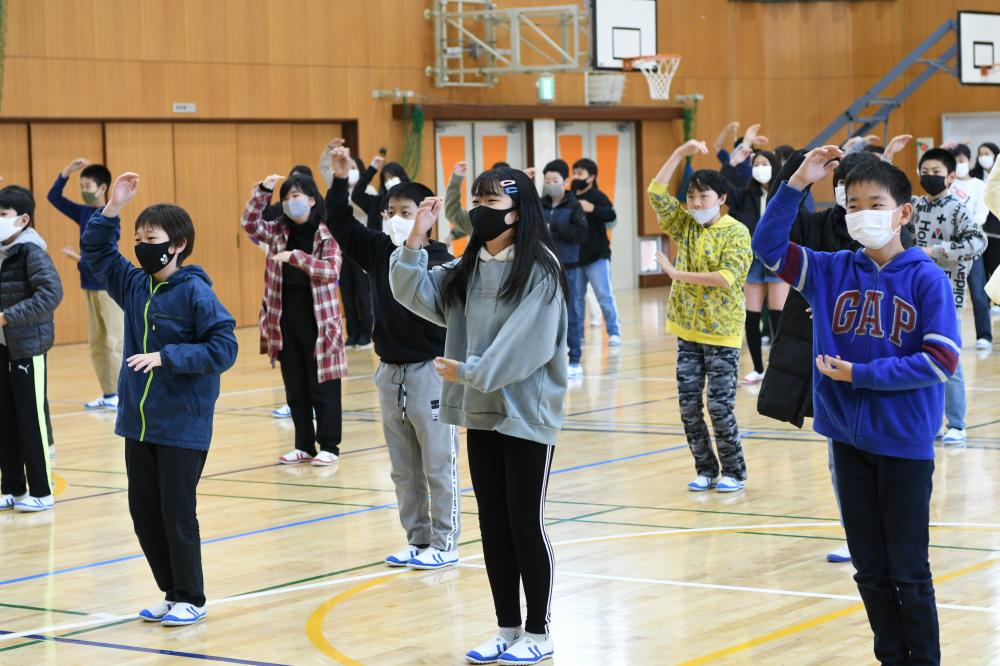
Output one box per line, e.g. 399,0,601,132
0,440,691,588
0,630,289,665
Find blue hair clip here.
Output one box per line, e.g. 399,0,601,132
500,179,519,195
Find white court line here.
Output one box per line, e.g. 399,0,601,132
458,564,999,614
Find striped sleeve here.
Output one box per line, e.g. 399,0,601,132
765,242,809,292
920,333,960,383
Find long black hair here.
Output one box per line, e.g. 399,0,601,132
971,141,1000,180
380,162,410,192
278,174,326,226
750,150,780,195
441,167,567,307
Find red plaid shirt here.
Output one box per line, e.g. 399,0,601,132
241,187,347,383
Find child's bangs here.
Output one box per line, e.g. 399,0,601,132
470,170,507,198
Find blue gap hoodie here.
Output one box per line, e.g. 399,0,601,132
80,209,238,451
752,182,960,460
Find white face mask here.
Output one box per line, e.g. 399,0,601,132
0,215,25,243
689,206,720,226
845,207,901,250
835,184,847,210
955,162,970,179
752,165,772,185
347,168,360,186
384,176,401,191
387,214,415,246
980,154,995,170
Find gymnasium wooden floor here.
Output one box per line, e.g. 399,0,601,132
2,287,999,665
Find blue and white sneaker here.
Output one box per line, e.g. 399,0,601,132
138,600,174,622
942,428,967,447
407,547,459,570
385,544,421,567
84,395,118,411
687,475,718,492
715,476,745,493
498,634,554,665
1,493,27,511
467,630,522,664
827,544,851,563
567,363,583,379
14,495,53,512
161,602,206,626
271,404,292,418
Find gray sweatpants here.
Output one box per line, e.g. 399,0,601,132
375,360,461,552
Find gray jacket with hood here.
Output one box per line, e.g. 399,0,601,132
389,243,568,445
0,227,64,359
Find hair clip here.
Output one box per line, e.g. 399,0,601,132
500,179,519,195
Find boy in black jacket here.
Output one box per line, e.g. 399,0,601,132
325,145,461,571
572,158,622,345
0,186,63,512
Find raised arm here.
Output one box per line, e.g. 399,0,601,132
79,172,146,307
389,197,450,327
324,146,386,272
240,174,285,246
445,161,473,235
351,155,383,213
47,159,90,222
647,139,708,238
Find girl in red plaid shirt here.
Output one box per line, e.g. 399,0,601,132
241,173,347,466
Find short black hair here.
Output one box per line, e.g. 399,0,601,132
80,164,112,190
844,158,912,207
135,204,196,264
572,158,598,177
543,159,569,179
381,162,410,185
774,144,796,165
949,144,972,160
833,150,880,185
289,164,313,179
491,161,510,169
686,169,728,199
863,144,885,155
278,174,327,224
387,181,434,208
0,185,36,222
919,147,956,174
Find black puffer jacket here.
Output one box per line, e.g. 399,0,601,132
0,229,64,360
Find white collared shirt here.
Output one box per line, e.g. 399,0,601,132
478,244,516,262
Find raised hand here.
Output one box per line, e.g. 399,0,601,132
371,155,386,170
523,166,537,180
407,196,442,248
330,147,352,179
863,134,881,145
61,158,90,178
729,143,753,166
713,121,740,154
104,172,140,215
742,124,764,149
789,145,844,190
326,138,346,153
261,174,284,191
674,139,710,158
882,134,913,163
453,160,468,178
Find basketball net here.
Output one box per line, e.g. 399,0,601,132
624,54,681,101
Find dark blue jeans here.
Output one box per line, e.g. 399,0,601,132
969,257,992,342
832,441,939,665
565,267,584,364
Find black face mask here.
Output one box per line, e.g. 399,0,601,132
920,174,947,196
571,178,590,191
135,241,176,275
469,205,515,242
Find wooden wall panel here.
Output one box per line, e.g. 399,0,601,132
172,124,245,324
28,123,105,345
104,123,177,229
0,124,31,188
289,123,343,178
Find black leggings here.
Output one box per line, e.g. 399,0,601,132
467,429,555,635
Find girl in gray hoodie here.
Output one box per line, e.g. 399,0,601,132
390,167,567,666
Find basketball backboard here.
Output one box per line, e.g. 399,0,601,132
958,11,1000,85
592,0,657,70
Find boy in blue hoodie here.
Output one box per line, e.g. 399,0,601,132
81,172,238,628
753,147,958,665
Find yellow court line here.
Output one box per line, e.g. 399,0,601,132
52,473,67,497
675,558,997,665
306,575,397,665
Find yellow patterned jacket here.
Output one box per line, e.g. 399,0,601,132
647,180,753,349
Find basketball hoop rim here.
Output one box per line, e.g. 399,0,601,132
622,53,682,72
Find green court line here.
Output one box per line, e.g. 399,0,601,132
0,602,90,617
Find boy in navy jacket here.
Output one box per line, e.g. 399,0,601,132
752,147,958,665
81,172,238,628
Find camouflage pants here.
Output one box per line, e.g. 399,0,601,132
676,339,747,481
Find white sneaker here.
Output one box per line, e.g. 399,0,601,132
742,371,765,385
385,544,421,567
278,449,313,464
311,451,340,466
976,338,992,350
467,629,523,664
715,476,745,493
590,318,602,328
608,334,622,347
271,404,292,418
687,475,718,492
827,544,851,563
138,599,174,622
161,602,206,626
84,395,118,410
567,363,583,378
0,493,27,511
407,547,459,570
14,495,53,512
992,305,1000,317
941,428,967,447
761,335,771,348
498,634,554,665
